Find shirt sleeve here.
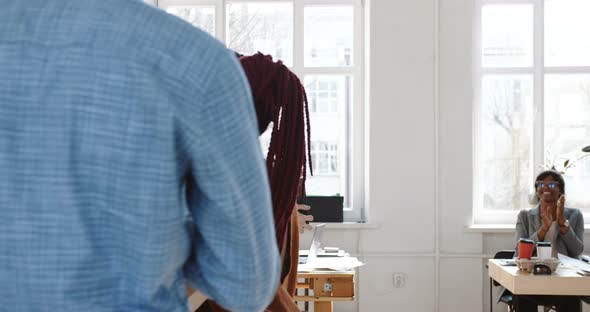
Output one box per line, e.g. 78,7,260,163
561,209,584,258
176,46,280,312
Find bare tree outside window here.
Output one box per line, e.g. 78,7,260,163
166,6,215,36
226,3,293,66
480,76,533,211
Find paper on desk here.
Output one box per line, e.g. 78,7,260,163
557,253,590,273
298,256,364,272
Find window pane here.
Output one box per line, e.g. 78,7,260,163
478,75,533,211
481,4,533,68
545,0,590,66
166,6,215,36
305,75,348,114
545,75,590,209
304,6,353,67
304,75,351,198
227,2,293,66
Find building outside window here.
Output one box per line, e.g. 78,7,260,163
311,142,339,175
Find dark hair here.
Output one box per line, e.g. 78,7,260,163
535,170,565,194
239,52,312,248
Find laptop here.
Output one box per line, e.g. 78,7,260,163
298,223,326,264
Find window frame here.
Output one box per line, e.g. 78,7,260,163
311,141,340,176
473,0,590,225
307,78,342,114
152,0,365,222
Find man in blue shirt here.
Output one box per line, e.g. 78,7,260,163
0,0,280,311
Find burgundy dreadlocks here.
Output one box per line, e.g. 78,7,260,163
239,52,312,247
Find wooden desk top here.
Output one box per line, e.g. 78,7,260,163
297,270,355,278
488,259,590,296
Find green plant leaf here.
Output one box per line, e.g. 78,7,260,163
564,159,570,167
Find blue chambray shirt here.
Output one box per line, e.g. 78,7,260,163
0,0,280,311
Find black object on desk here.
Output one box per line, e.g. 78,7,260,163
298,196,344,222
533,263,552,275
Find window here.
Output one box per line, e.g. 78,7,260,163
474,0,590,224
306,76,345,114
155,0,365,221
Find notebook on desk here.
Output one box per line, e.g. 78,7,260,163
298,223,326,264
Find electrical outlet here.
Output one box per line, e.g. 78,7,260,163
392,272,407,288
323,282,333,292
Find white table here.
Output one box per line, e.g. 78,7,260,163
488,258,590,296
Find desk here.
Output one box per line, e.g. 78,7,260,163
488,258,590,312
294,270,355,312
488,259,590,296
187,271,354,312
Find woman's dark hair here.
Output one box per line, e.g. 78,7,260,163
239,52,312,247
535,170,565,194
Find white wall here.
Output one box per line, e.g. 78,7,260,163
302,1,590,311
303,0,589,311
356,0,482,310
300,0,479,311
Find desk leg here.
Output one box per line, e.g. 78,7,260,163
304,288,309,312
314,301,333,312
489,278,492,312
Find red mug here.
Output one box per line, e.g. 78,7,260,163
518,238,534,259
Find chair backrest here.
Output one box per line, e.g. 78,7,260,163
491,250,516,288
494,250,515,259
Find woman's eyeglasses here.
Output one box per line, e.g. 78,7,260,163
535,181,559,189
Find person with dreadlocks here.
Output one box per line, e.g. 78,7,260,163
193,52,313,312
243,52,313,312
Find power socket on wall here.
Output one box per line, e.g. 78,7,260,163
392,272,407,288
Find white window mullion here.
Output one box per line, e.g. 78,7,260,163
480,0,534,4
472,0,484,223
293,0,304,76
299,67,354,75
533,0,544,181
159,0,217,6
347,0,364,220
224,0,292,2
216,0,225,42
480,67,534,74
544,67,590,74
303,0,355,4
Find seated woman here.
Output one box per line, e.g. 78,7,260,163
513,170,584,312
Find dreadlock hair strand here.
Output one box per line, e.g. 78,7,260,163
239,52,312,248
